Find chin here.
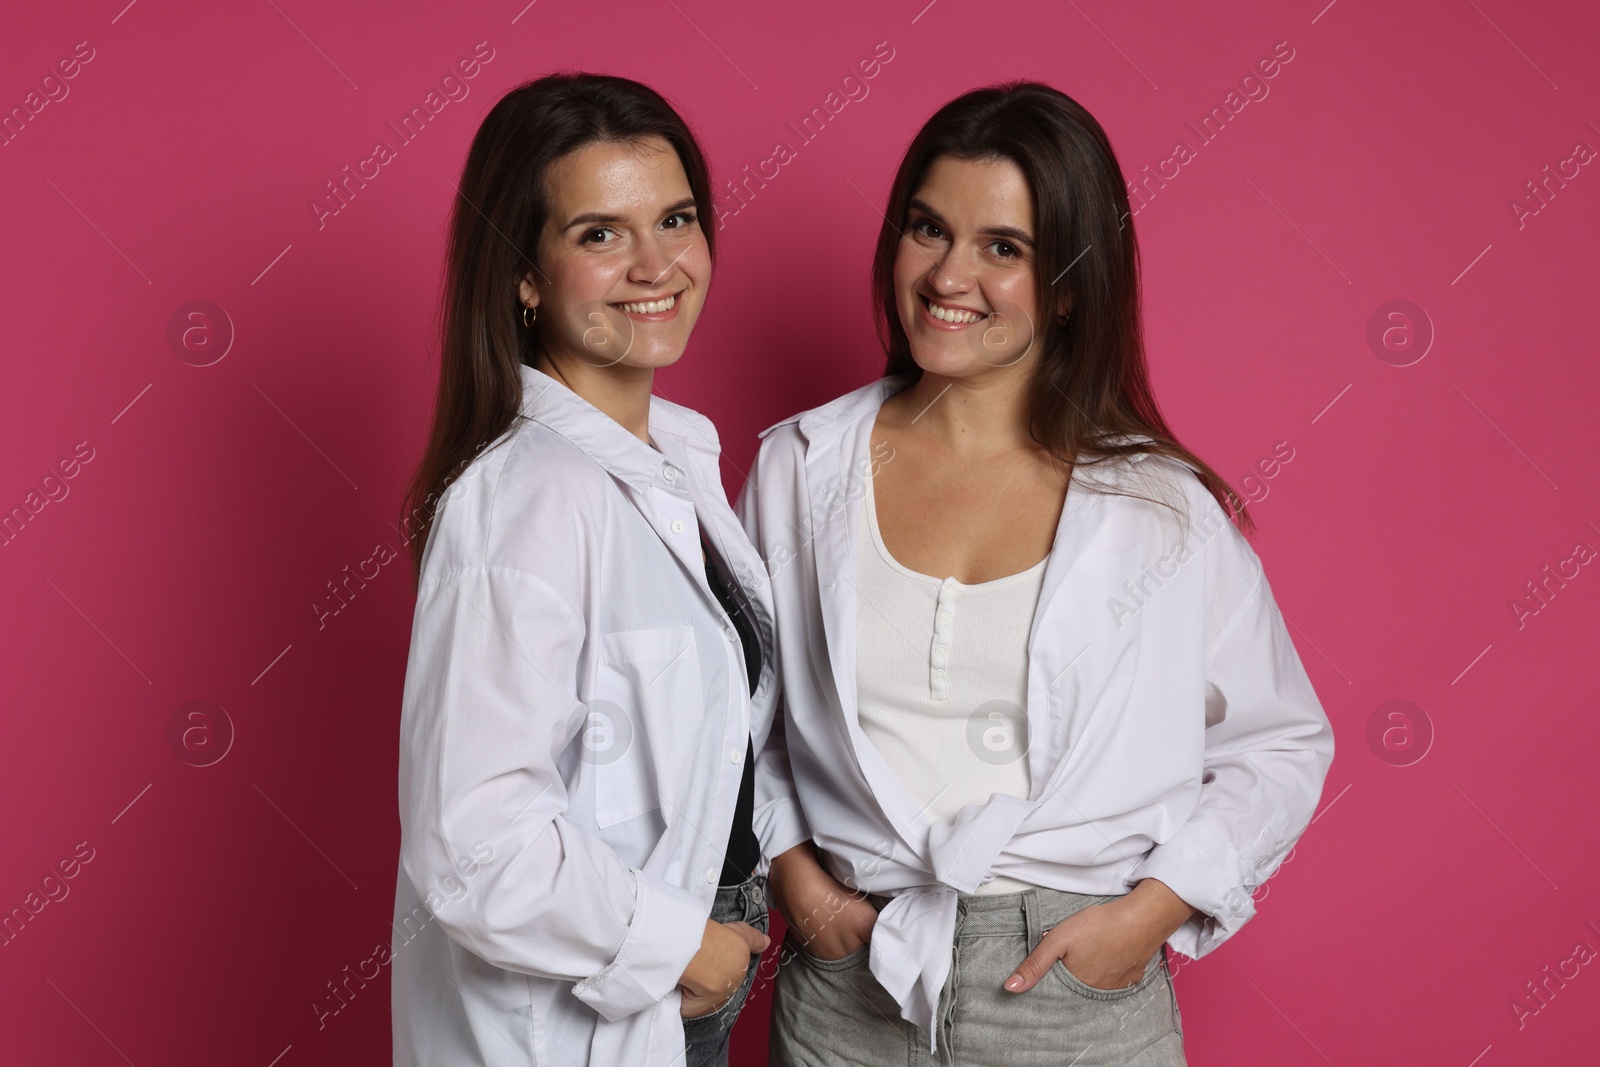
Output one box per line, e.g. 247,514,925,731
627,344,688,371
905,341,989,379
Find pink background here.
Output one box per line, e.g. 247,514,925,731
3,0,1598,1064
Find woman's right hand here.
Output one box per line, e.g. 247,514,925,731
678,919,769,1018
769,843,879,961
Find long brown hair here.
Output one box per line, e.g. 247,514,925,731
871,80,1254,535
402,72,718,577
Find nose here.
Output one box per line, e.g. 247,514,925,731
629,232,681,288
925,243,975,297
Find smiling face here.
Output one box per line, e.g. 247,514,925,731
519,136,710,373
893,154,1058,379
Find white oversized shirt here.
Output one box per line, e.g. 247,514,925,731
740,376,1335,1050
392,364,810,1067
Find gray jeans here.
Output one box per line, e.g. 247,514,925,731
681,872,769,1067
770,886,1186,1066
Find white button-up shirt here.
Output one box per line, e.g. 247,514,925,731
392,365,809,1067
741,376,1335,1050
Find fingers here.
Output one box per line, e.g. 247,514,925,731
722,920,771,954
1005,929,1066,993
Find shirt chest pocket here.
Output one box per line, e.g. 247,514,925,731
587,624,706,829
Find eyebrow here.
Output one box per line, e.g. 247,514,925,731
561,197,699,235
907,197,1035,248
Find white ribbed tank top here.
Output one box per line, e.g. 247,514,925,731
854,470,1047,894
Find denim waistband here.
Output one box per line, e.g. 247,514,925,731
867,886,1121,937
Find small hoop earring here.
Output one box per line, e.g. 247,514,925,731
521,304,538,327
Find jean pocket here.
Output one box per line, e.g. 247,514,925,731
683,949,761,1028
1049,947,1163,1001
794,940,870,972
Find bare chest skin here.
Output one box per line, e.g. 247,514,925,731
869,411,1070,586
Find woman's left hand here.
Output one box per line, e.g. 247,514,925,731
1003,878,1196,994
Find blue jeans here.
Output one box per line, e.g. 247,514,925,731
682,872,769,1067
770,886,1186,1066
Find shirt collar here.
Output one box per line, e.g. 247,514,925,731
517,363,720,494
756,374,914,444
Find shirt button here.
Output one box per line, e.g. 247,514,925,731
731,747,744,765
934,669,946,680
935,645,946,656
706,867,719,885
663,465,679,481
939,613,952,624
670,520,686,534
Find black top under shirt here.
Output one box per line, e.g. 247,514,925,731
701,535,761,886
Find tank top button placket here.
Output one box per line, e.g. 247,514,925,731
930,577,956,701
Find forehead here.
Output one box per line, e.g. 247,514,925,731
913,154,1034,226
544,136,691,218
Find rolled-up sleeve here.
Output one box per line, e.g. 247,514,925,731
735,466,813,865
398,564,706,1021
1124,512,1336,958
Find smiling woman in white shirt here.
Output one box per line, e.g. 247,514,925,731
744,81,1336,1065
390,74,808,1067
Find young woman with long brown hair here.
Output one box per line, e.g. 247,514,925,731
745,80,1335,1065
390,73,807,1067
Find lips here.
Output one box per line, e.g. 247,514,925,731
611,289,684,316
918,293,985,325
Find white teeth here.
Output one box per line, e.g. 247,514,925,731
927,299,981,323
618,294,677,314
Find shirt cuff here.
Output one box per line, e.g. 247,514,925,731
753,796,813,872
1124,817,1255,959
570,868,707,1021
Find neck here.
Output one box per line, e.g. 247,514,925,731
536,350,655,444
894,366,1037,455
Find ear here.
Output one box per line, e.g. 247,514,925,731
518,271,541,310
